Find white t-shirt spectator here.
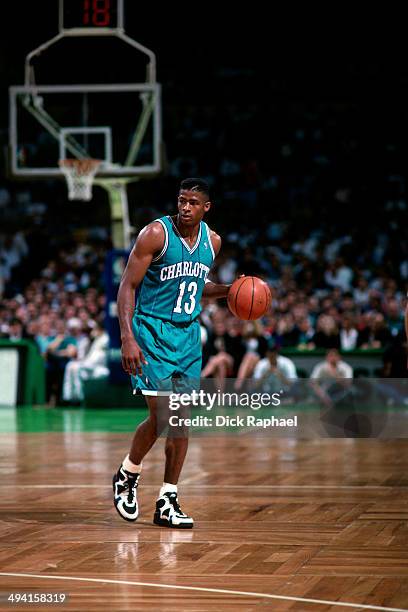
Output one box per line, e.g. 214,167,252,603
353,287,370,306
311,360,353,380
340,328,358,351
324,265,353,292
254,355,298,381
81,332,109,368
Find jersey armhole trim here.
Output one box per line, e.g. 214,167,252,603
152,218,169,262
205,223,216,260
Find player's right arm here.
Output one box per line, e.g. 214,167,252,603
117,222,164,376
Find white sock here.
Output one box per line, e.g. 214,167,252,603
159,482,177,497
122,454,142,474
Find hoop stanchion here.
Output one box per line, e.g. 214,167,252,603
59,158,101,201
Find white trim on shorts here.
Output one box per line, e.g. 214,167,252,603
133,389,172,397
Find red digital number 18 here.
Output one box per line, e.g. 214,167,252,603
83,0,111,27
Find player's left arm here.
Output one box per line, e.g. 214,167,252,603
202,230,229,299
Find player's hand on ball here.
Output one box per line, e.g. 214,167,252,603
121,337,148,376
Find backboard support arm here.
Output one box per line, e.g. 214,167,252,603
25,33,65,87
94,178,139,249
25,11,156,87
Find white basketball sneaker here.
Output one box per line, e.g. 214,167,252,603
112,466,140,522
153,491,194,529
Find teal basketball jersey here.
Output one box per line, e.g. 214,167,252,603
135,215,215,323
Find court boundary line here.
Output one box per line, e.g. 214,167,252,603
0,572,406,611
0,484,404,489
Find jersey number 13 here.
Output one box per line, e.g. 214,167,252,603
173,281,198,315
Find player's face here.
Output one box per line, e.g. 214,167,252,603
178,190,211,226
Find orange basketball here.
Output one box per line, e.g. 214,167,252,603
227,276,272,320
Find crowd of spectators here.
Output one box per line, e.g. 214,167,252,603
0,179,407,405
0,228,406,405
0,236,109,404
1,94,408,403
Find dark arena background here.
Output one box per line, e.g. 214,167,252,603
0,4,408,611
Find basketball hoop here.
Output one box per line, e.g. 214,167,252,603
59,159,102,201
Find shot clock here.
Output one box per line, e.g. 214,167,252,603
61,0,123,32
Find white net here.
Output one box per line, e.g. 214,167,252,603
59,159,102,201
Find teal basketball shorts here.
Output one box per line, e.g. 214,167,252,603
131,312,202,395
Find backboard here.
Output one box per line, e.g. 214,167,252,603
9,83,162,177
9,0,162,179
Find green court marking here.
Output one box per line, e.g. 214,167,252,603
0,406,148,433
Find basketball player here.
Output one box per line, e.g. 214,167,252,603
113,178,229,528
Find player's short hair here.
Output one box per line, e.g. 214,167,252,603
180,178,210,199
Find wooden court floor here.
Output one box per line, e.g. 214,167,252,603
0,430,408,611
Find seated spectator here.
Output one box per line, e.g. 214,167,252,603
324,258,353,292
276,313,299,347
339,292,356,313
312,314,340,349
253,340,297,393
307,296,320,325
385,299,404,338
262,314,281,347
295,317,315,350
46,321,78,405
202,314,245,392
5,318,28,341
310,349,353,407
339,314,358,351
353,276,370,307
357,313,392,350
35,316,55,355
234,321,268,390
65,317,90,360
62,322,109,404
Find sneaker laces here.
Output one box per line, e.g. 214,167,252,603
167,492,182,514
125,474,138,504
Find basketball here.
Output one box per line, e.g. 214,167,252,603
227,276,272,320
